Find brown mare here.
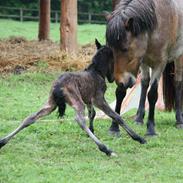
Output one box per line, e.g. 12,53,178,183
0,40,146,156
106,0,183,136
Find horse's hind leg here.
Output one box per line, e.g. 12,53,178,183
109,84,127,136
87,104,96,133
0,97,56,149
175,58,183,128
135,64,150,125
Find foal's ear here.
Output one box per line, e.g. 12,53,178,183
95,39,102,50
124,18,134,32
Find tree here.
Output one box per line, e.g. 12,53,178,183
38,0,50,41
60,0,78,54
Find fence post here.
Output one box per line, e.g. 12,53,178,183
20,8,23,22
55,11,58,23
88,12,91,23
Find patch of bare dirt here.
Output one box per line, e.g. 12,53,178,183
0,36,96,74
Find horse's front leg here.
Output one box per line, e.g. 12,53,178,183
94,95,146,144
109,84,127,136
146,80,158,136
135,65,150,125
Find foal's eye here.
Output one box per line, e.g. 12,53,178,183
121,48,128,52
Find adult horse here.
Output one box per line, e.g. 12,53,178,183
106,0,183,136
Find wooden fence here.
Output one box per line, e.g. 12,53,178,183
0,6,106,24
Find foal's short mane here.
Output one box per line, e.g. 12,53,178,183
106,0,157,49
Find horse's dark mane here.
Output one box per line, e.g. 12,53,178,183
86,46,113,79
106,0,157,49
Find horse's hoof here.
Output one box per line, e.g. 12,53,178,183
135,120,144,125
109,129,121,138
176,123,183,129
134,115,144,125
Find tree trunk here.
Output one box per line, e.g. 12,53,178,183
112,0,120,10
38,0,50,41
60,0,78,54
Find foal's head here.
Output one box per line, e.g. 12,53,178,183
89,39,114,82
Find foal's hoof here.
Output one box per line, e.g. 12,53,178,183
110,152,118,157
0,139,7,149
139,137,147,144
176,123,183,129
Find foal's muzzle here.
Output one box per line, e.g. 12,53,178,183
125,76,136,88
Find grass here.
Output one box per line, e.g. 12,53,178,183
0,19,183,182
0,19,106,45
0,72,183,183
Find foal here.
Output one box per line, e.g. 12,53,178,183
0,40,146,156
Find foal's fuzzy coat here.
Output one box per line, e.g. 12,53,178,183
0,40,146,156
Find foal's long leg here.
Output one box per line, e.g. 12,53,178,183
135,65,150,124
0,97,56,149
87,104,96,133
74,104,115,156
93,94,146,144
109,84,127,136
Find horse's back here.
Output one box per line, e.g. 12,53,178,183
146,0,183,62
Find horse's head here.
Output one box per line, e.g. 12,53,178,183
106,0,157,87
111,31,148,87
91,39,114,83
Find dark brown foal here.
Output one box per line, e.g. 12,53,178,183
0,39,146,156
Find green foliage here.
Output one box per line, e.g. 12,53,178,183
0,72,183,183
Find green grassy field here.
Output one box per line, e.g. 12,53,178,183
0,19,106,45
0,20,183,183
0,72,183,183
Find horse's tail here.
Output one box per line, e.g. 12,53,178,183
162,62,175,111
52,84,66,118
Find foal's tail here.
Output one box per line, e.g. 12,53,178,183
52,84,66,117
162,62,175,111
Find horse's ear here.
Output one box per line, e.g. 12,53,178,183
125,18,134,31
103,11,111,21
95,39,102,49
